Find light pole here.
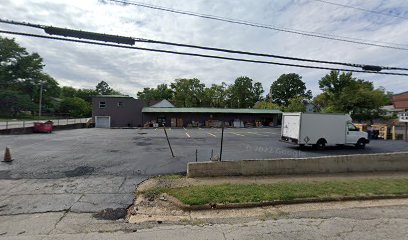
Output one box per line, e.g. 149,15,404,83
38,81,44,119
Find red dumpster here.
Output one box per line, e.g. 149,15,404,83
33,121,53,133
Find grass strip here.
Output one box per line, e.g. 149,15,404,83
146,178,408,205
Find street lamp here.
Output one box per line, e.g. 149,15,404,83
38,81,45,119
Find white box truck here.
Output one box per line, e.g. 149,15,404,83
281,112,369,149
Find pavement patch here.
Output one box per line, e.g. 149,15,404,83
93,208,128,220
70,193,134,213
64,166,95,178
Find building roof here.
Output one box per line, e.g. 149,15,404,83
381,105,404,112
142,107,281,114
150,99,175,108
93,95,132,98
393,91,408,97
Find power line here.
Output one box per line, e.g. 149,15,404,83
1,18,408,71
137,39,408,71
105,0,408,50
312,0,408,20
2,29,408,76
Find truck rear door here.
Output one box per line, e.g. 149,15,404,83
282,115,301,140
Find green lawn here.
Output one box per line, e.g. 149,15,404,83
147,178,408,206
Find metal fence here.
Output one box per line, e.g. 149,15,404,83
0,118,91,130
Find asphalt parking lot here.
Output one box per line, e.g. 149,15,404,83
1,127,408,179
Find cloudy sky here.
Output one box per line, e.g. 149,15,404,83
1,0,408,97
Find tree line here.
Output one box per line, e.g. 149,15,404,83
137,72,392,121
0,37,121,118
1,36,393,121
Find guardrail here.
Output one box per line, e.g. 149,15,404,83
0,118,91,130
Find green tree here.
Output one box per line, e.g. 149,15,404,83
95,81,121,95
60,86,77,98
269,73,312,107
59,97,91,117
227,76,264,108
76,89,98,103
0,37,44,90
137,84,173,102
0,37,61,116
171,78,205,107
284,96,306,112
254,101,280,109
317,70,387,121
0,90,35,117
201,83,228,107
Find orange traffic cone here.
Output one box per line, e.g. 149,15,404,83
3,147,13,162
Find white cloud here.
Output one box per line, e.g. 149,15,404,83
1,0,408,97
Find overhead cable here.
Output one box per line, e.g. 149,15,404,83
105,0,408,50
2,29,408,76
1,18,407,72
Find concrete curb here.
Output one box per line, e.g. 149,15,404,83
166,194,408,211
187,152,408,177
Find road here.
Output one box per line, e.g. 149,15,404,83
1,200,408,239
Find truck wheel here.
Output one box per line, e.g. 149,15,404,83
315,139,326,150
355,139,366,149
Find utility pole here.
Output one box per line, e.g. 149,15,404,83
219,122,224,161
38,82,43,119
405,109,408,143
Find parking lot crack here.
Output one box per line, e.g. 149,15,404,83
118,176,127,192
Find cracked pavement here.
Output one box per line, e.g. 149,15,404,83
1,204,408,239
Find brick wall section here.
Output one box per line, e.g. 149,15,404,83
187,152,408,177
393,92,408,109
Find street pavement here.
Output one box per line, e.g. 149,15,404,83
1,201,408,239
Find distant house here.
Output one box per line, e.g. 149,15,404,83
392,91,408,110
149,99,175,108
302,99,316,113
380,105,404,117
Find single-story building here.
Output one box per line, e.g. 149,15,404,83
92,96,282,128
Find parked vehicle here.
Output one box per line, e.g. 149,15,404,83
280,112,369,149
